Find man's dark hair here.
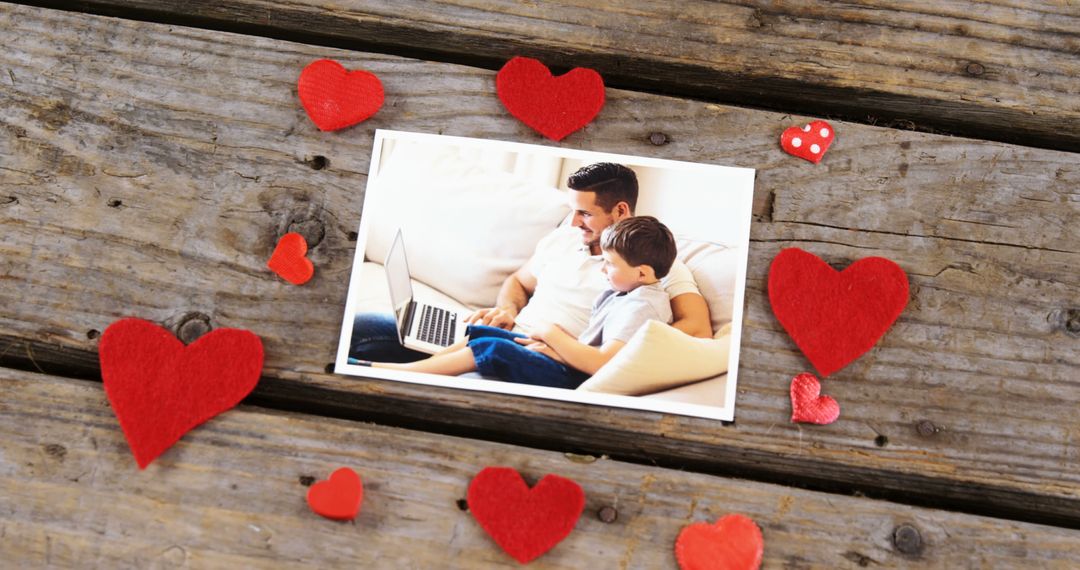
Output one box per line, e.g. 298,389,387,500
567,162,638,213
600,216,677,278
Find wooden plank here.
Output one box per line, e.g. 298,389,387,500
1,3,1079,527
2,369,1079,568
16,0,1080,152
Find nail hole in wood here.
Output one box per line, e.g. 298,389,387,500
306,155,329,170
874,435,889,447
176,313,212,344
107,199,122,208
1063,308,1080,336
597,506,618,523
299,475,315,487
456,498,468,511
347,231,358,242
86,329,100,339
324,362,335,374
892,524,924,556
648,132,669,146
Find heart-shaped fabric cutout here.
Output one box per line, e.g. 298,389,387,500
789,373,840,425
268,232,314,285
98,318,263,469
780,120,834,164
307,467,364,521
467,466,585,564
496,56,605,141
676,514,764,570
298,59,384,131
768,248,908,377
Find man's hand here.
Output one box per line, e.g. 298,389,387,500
513,337,566,363
464,307,517,330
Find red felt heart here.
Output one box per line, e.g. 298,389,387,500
268,232,314,285
98,318,263,469
768,248,908,377
676,514,764,570
307,467,364,521
298,59,384,131
789,373,840,425
780,120,834,164
496,56,605,141
467,466,585,564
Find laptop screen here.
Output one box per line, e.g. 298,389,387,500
384,230,414,341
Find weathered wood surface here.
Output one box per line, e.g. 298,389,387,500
1,3,1079,528
19,0,1080,152
2,369,1079,569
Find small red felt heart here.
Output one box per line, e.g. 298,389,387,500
467,466,585,564
268,232,314,285
676,514,764,570
496,56,605,141
789,373,840,425
307,467,364,521
780,120,834,164
768,248,908,377
298,59,384,131
99,318,263,469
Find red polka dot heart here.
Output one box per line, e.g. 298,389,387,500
780,120,834,164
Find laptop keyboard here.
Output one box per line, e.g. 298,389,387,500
417,305,457,347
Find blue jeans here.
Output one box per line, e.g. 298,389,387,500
467,325,589,390
349,312,427,363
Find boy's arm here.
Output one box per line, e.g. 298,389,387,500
537,325,625,376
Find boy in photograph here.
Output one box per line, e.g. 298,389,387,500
369,216,677,389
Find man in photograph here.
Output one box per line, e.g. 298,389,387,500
349,162,712,363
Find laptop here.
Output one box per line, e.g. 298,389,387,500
384,230,468,354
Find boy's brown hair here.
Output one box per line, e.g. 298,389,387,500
600,216,677,278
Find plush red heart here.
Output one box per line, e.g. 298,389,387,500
780,120,834,164
467,466,585,564
307,467,364,521
676,514,764,570
298,59,384,131
98,318,263,469
768,248,908,377
789,373,840,425
496,56,605,141
267,232,314,285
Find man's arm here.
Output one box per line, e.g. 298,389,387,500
465,262,538,329
670,292,713,338
530,324,625,376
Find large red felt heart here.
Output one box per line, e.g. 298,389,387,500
98,318,263,469
298,59,384,131
768,248,908,377
676,514,764,570
307,467,364,521
467,466,585,564
780,120,834,164
267,232,314,285
789,373,840,425
496,56,605,141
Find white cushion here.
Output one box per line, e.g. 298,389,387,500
577,320,732,396
364,140,569,309
675,239,743,337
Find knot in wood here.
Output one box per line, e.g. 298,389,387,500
597,506,618,523
965,62,985,76
287,217,325,248
915,420,937,437
1064,309,1080,335
892,524,924,556
648,132,669,146
176,313,212,344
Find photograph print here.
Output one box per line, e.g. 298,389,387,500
335,130,755,420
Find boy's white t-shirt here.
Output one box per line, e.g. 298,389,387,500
513,225,699,337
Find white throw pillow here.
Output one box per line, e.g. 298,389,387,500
364,140,569,308
577,320,732,396
675,239,743,336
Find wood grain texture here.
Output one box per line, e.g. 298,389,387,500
15,0,1080,151
1,4,1079,527
2,369,1079,569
